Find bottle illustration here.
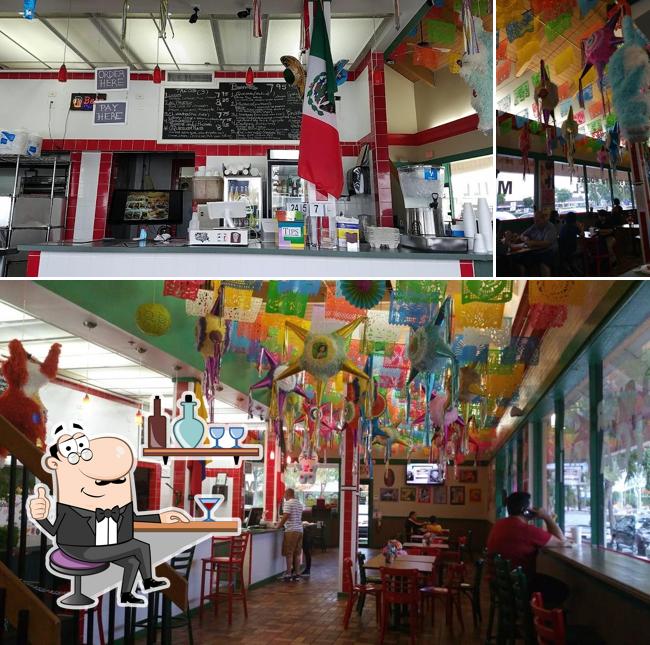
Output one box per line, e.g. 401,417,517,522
172,393,206,448
147,395,167,448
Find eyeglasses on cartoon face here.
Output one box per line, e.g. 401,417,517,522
57,434,93,464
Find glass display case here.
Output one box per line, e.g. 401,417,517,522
223,176,263,230
267,150,308,217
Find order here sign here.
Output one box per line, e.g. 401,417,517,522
95,66,129,91
94,101,128,125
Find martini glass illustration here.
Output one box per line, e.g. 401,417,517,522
195,494,224,522
209,425,225,448
229,426,245,448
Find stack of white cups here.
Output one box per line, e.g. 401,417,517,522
462,202,477,250
476,197,493,253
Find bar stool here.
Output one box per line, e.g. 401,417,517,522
49,549,109,608
200,533,250,625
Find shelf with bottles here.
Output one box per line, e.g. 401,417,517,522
146,392,263,465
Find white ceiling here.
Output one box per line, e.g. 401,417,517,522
0,301,175,402
0,0,420,71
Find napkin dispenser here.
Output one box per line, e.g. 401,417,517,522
198,201,247,229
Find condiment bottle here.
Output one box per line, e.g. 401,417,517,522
147,395,167,448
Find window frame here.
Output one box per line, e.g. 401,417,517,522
494,281,648,558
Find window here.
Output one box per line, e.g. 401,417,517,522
244,462,265,508
497,155,535,219
283,463,340,508
611,169,634,209
564,384,591,542
602,317,650,560
543,414,556,512
554,161,586,214
585,164,612,211
449,155,493,219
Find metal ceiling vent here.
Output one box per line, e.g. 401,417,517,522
166,71,214,84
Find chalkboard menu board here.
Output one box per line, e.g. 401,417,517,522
161,83,302,141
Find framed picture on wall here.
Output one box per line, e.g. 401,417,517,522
380,487,398,502
469,488,482,503
432,486,447,504
417,487,431,504
457,469,478,483
450,486,465,505
400,487,416,502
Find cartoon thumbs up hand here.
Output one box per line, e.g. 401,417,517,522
28,485,51,521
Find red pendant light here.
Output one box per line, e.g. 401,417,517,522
58,63,68,83
245,66,254,86
153,64,162,84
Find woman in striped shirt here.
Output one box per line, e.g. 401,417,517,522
277,488,304,580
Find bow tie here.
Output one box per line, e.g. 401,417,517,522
95,506,121,523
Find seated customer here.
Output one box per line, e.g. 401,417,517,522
596,209,620,267
404,511,424,541
503,212,558,276
558,212,583,275
423,515,443,534
487,492,570,606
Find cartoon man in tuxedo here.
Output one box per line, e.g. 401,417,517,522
28,423,190,607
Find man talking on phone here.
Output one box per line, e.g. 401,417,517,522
487,491,570,606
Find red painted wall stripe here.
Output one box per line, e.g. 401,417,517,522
459,260,475,277
25,251,40,276
387,114,480,147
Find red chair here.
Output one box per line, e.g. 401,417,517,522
420,561,465,631
341,557,382,628
530,592,565,644
200,533,250,625
405,547,423,555
379,567,421,645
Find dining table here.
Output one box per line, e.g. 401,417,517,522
363,553,435,573
404,541,449,550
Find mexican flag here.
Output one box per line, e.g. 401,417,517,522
298,0,343,198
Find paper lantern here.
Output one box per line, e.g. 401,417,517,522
413,46,439,70
136,303,171,336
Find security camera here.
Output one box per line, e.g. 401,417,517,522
237,8,251,19
189,6,200,24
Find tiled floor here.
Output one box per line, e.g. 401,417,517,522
170,549,489,644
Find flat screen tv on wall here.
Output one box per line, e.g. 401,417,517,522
405,463,445,485
109,189,183,223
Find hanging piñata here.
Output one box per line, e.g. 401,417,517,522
578,6,624,115
609,15,650,143
459,12,493,134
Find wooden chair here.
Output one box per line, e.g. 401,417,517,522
342,557,382,629
419,561,465,632
379,567,420,645
460,557,484,627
